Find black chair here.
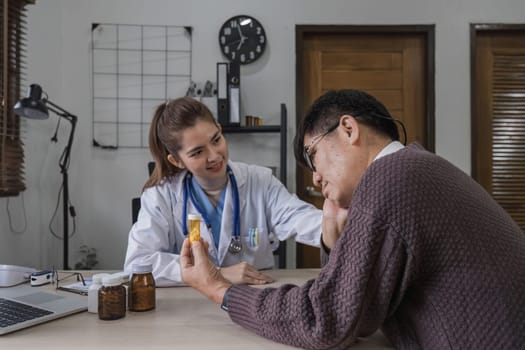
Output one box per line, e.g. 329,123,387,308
131,162,155,224
131,197,141,224
274,241,286,269
147,161,155,177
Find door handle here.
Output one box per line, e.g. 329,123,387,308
305,186,323,198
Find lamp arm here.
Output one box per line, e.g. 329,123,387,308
45,99,78,172
45,99,74,118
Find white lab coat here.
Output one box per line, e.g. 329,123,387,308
124,161,322,286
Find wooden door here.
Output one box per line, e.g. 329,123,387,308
471,25,525,232
296,26,435,267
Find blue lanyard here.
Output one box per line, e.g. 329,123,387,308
182,165,240,240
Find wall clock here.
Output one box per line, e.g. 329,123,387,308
218,15,266,64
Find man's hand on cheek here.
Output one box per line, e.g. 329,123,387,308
321,199,349,250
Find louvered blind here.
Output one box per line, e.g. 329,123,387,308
0,0,32,196
492,54,525,230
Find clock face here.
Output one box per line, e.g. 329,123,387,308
219,15,266,64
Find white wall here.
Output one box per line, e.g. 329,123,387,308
1,0,525,269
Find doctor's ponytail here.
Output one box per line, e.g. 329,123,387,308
144,102,179,190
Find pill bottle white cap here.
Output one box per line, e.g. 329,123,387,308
110,271,130,283
102,275,122,287
188,214,202,220
92,273,110,284
131,263,153,274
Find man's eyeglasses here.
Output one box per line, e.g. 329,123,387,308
303,122,339,172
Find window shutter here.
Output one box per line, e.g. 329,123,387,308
492,53,525,229
0,0,33,196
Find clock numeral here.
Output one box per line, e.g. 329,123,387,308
220,36,226,44
256,45,261,53
249,51,255,60
240,54,246,62
230,20,237,28
231,52,236,60
224,46,229,54
259,36,265,44
256,27,262,35
224,28,231,36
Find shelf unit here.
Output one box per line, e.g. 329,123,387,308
222,103,288,268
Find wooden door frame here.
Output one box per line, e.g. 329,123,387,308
294,25,435,267
295,25,436,194
470,23,525,181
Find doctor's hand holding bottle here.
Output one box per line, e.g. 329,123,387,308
124,97,322,286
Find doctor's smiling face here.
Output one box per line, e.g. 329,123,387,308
146,97,230,190
167,119,229,190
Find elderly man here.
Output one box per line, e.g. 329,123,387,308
180,89,525,349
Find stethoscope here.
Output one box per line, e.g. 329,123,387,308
182,165,242,254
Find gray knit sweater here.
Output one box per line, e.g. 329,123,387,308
227,143,525,349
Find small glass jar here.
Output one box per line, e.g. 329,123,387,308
98,275,126,320
128,263,156,312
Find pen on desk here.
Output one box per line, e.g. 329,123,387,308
57,287,88,296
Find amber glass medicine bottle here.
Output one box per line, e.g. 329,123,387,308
98,275,126,320
128,263,156,312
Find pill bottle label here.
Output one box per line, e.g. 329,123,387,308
189,215,201,242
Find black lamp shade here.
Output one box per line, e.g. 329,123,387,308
14,84,49,120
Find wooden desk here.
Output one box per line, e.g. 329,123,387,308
2,269,393,349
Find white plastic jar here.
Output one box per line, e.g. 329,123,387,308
87,273,109,313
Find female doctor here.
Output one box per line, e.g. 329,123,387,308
124,97,322,286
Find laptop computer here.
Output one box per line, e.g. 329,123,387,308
0,283,87,335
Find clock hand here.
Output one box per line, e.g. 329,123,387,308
235,21,246,50
228,38,242,46
236,21,246,40
237,37,245,50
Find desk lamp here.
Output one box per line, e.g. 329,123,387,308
14,84,78,270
